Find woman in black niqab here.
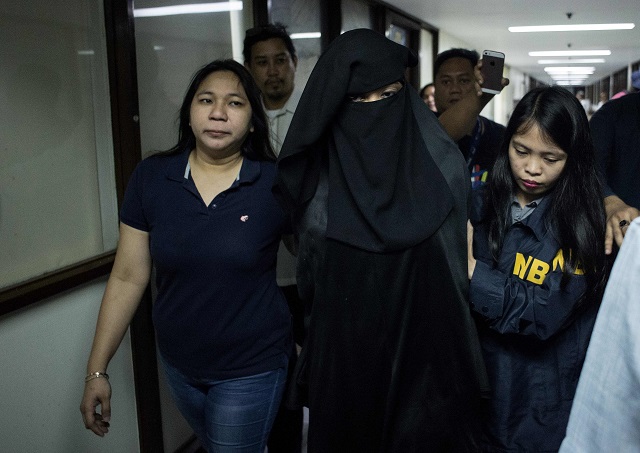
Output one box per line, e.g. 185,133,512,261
275,29,488,452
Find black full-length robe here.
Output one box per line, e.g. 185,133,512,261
274,29,488,452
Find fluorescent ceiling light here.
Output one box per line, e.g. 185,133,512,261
549,74,589,80
530,50,611,57
134,2,243,17
555,80,585,86
549,74,591,80
538,59,605,64
549,72,588,77
290,32,321,39
549,72,589,77
544,66,595,73
550,78,589,83
510,23,634,32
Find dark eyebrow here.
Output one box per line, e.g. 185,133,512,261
541,149,566,157
196,90,247,99
512,139,565,156
254,52,288,60
511,139,530,151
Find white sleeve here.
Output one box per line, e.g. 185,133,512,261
560,218,640,452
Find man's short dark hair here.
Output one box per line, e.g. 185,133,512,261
434,48,479,78
243,23,297,63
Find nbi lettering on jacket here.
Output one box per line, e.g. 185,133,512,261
513,249,583,284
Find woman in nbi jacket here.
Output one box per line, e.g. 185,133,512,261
468,86,611,452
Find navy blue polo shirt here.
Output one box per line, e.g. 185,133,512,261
121,149,292,379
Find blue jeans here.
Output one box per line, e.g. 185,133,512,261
161,357,287,453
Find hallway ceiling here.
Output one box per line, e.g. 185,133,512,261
390,0,640,85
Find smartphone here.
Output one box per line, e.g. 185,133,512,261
481,50,505,95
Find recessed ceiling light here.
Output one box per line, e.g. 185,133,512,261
510,23,634,32
530,50,611,57
134,2,243,17
538,59,605,64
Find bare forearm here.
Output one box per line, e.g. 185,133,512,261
81,223,151,436
438,92,494,142
86,223,152,373
467,220,476,280
86,276,149,373
439,94,488,141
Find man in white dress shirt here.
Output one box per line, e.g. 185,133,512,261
244,23,303,453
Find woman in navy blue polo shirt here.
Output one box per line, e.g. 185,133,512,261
80,60,292,452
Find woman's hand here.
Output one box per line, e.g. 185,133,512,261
79,223,151,437
467,220,477,280
80,377,112,436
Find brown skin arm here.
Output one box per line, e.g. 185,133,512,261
467,220,477,280
80,223,152,437
438,61,509,141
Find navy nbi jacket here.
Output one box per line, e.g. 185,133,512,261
470,194,599,452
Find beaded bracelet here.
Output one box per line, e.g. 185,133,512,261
85,372,110,383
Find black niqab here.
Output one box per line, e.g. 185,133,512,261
275,28,453,252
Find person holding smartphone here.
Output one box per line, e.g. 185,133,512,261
434,48,508,188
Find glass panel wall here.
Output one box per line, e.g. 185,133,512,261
341,0,372,32
134,0,254,157
0,0,117,289
269,0,321,90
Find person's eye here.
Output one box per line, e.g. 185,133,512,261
514,148,527,156
255,60,267,67
277,57,287,64
229,100,245,107
381,89,399,99
460,78,472,85
544,157,559,163
349,95,365,103
198,98,212,104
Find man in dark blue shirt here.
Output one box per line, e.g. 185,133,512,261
590,91,640,254
433,48,507,188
